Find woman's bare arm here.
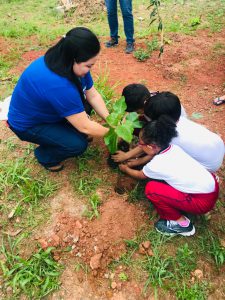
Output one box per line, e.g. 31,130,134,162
66,111,109,137
86,86,109,121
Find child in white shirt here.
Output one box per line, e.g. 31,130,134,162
119,115,219,236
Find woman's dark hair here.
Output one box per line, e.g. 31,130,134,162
122,83,151,112
141,115,178,149
144,91,181,122
44,27,100,105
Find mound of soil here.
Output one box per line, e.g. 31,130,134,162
70,0,105,20
38,196,148,273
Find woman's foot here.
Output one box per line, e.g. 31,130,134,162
44,164,64,172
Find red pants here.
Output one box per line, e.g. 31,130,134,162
145,176,219,220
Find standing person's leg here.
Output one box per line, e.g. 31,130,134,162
145,180,219,236
119,0,134,53
105,0,119,47
10,121,88,170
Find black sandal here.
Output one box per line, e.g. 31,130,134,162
44,165,64,172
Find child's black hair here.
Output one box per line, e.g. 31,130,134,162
44,27,100,105
144,91,181,122
122,83,151,112
141,115,178,149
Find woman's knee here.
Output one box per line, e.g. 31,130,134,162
66,137,88,156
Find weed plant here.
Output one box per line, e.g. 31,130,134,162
83,193,101,220
134,37,159,62
0,235,63,299
118,272,129,281
146,37,159,53
133,49,150,62
94,71,119,113
74,261,90,274
198,231,225,267
176,281,209,300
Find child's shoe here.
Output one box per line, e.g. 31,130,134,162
155,219,195,236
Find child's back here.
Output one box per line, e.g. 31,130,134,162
143,144,215,193
173,116,224,172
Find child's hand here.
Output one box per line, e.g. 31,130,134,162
119,163,129,173
112,151,128,162
127,159,139,168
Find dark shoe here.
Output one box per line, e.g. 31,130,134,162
44,165,64,172
154,219,195,236
213,96,225,106
105,38,118,48
125,43,134,54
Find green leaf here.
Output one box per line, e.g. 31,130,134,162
104,128,118,154
191,112,203,119
113,97,127,115
126,112,143,128
150,8,157,18
159,45,164,58
149,18,157,25
158,21,163,31
125,112,139,122
106,112,122,127
115,121,134,143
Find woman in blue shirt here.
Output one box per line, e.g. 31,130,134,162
8,27,109,171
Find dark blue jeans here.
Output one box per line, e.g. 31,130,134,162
105,0,134,44
9,121,88,168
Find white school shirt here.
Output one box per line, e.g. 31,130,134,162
172,117,225,172
143,144,215,194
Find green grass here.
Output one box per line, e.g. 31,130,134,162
71,174,102,196
0,158,57,204
0,158,58,231
0,0,66,39
70,145,111,197
0,235,63,299
108,226,220,298
75,145,103,172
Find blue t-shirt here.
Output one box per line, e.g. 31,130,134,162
8,56,93,131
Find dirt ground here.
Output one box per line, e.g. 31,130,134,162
1,29,225,299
